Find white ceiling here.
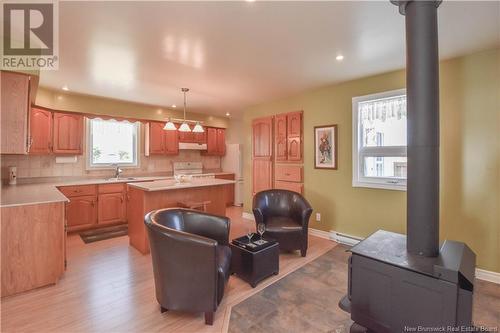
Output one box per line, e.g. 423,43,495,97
40,1,500,117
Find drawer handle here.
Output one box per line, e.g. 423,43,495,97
284,173,291,176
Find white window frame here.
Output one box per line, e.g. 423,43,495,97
86,118,140,170
352,89,407,191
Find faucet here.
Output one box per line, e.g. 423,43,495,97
112,164,123,179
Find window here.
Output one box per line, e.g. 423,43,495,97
87,118,139,168
352,89,407,190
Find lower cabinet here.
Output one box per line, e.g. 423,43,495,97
215,173,235,206
65,195,97,230
98,192,126,224
60,183,127,232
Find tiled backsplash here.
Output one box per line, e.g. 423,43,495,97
1,151,221,179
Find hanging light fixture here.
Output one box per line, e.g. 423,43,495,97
192,121,204,133
163,117,177,130
178,88,192,132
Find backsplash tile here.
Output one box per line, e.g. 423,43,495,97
1,151,221,181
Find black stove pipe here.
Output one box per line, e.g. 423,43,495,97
392,0,442,257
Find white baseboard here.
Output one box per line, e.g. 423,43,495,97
475,268,500,284
308,228,332,240
241,212,255,221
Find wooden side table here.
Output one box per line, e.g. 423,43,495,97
230,240,279,288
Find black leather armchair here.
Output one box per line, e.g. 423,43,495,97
253,189,313,257
144,208,231,325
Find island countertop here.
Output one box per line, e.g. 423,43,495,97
127,178,236,192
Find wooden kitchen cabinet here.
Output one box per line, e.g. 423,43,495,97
204,127,226,156
252,116,274,195
52,112,83,154
29,107,52,154
165,127,179,155
287,111,302,137
149,122,166,154
65,195,97,229
275,114,288,161
0,71,31,154
215,173,235,206
98,192,126,224
149,121,179,155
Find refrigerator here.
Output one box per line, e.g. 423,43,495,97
221,144,243,206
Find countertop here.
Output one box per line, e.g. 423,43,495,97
1,171,236,208
127,178,236,192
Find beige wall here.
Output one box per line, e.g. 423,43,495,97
35,87,230,128
242,48,499,272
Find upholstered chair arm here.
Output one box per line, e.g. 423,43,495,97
252,207,265,225
291,197,313,228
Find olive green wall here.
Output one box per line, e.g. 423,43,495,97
243,48,499,272
35,87,229,128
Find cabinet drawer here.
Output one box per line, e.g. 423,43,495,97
98,183,125,194
275,165,303,182
274,181,303,194
59,185,97,197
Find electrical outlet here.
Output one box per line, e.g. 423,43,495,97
316,213,321,222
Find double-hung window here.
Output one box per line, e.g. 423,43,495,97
87,118,139,168
352,89,407,191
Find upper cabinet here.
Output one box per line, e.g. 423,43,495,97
148,121,179,156
52,112,83,154
204,127,225,156
274,111,302,163
1,71,31,154
275,114,288,161
29,108,52,154
149,122,166,154
178,124,207,144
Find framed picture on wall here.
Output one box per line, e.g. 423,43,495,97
314,124,338,169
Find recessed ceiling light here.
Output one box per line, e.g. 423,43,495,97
246,0,255,2
171,104,176,108
336,54,344,61
62,85,69,91
226,112,230,117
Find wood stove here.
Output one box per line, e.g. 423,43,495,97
339,1,477,332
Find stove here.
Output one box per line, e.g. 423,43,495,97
172,162,215,179
339,1,476,331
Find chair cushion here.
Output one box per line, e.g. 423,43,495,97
265,216,302,232
216,245,231,304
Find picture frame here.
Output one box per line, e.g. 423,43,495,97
314,124,338,169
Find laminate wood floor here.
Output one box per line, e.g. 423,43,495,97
1,207,336,333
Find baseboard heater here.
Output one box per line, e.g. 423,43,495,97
333,232,363,246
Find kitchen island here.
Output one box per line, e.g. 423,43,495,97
127,178,235,254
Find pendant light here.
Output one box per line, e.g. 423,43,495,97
163,117,177,130
192,121,204,133
178,88,191,132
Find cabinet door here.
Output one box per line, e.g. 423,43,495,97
216,128,226,155
29,108,52,154
252,117,273,158
193,129,207,144
206,127,218,155
253,159,273,195
275,114,287,161
178,127,195,143
287,137,302,161
66,195,97,229
149,122,165,154
1,71,30,154
287,112,302,137
98,192,126,224
53,113,83,154
164,127,179,155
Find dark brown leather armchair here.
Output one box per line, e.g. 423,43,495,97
144,208,231,325
253,189,313,257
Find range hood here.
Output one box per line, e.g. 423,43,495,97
178,142,207,150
